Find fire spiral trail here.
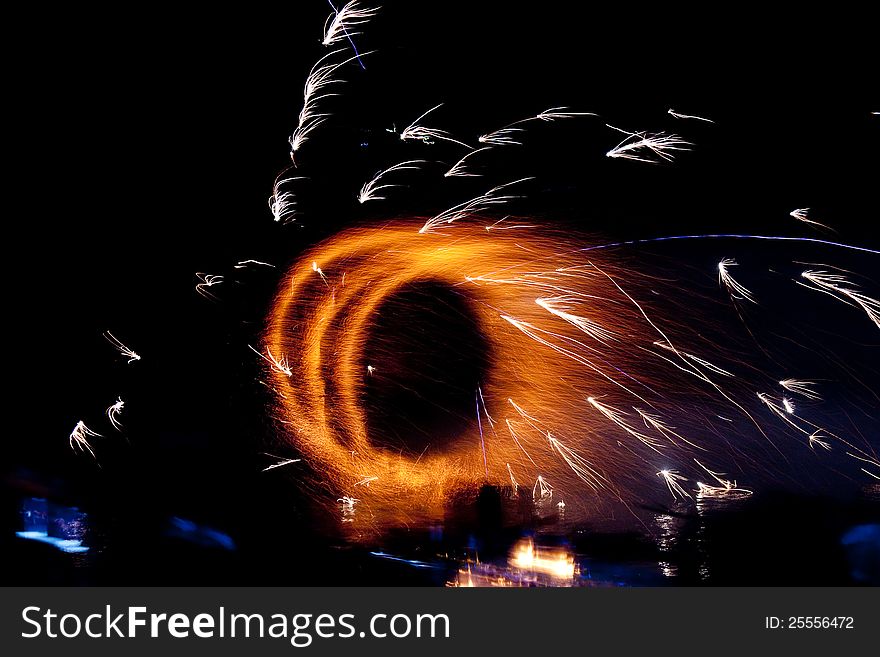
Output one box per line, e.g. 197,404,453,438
260,219,863,527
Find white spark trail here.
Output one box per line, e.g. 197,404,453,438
261,453,302,472
419,177,533,233
106,397,124,431
547,432,607,492
501,316,650,403
399,104,473,149
69,421,100,458
653,340,735,378
478,126,525,146
799,268,880,330
635,408,704,450
477,386,496,429
667,108,714,123
506,463,519,491
535,296,617,344
790,208,833,232
657,469,692,500
322,1,378,46
693,459,752,497
605,124,692,163
594,265,768,440
444,147,490,177
195,273,224,301
103,330,141,363
588,397,664,452
780,379,821,401
248,344,293,376
358,160,425,203
268,176,307,224
505,419,538,466
479,106,596,146
758,392,798,424
235,259,276,269
718,258,756,304
289,50,370,155
338,496,359,521
312,260,329,286
532,475,553,501
808,431,832,451
485,217,538,231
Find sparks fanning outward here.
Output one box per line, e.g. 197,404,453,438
657,469,692,500
419,177,534,233
322,1,379,49
58,4,879,540
358,160,426,203
103,330,140,363
258,220,879,527
269,176,307,224
445,147,490,178
779,379,822,401
195,273,224,301
478,107,597,146
790,208,833,232
106,397,125,431
799,267,880,330
259,10,877,524
248,344,293,377
399,104,473,149
717,258,756,304
605,124,692,163
69,421,100,459
288,49,372,157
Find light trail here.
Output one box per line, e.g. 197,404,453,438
103,331,140,363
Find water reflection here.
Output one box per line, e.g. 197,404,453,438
16,497,90,555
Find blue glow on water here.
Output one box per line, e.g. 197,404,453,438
15,531,90,554
840,523,880,546
167,516,236,551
